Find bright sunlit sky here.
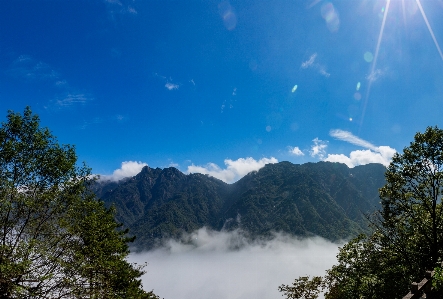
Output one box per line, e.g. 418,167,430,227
2,0,443,182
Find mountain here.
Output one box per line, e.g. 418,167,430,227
92,161,386,249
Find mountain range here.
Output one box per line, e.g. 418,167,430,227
92,161,387,249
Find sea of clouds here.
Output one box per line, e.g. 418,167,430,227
128,227,343,299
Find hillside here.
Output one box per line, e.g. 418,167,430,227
92,161,386,249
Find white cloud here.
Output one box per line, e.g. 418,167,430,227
165,82,179,90
301,53,317,69
100,161,148,181
187,157,278,183
129,227,341,299
289,146,304,156
325,147,395,168
310,138,328,159
326,129,396,167
319,68,330,77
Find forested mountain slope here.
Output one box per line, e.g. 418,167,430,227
92,161,386,249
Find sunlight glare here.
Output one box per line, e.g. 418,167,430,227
415,0,443,61
360,0,390,133
401,0,407,27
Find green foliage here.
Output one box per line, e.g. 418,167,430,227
433,266,443,291
280,126,443,299
278,276,324,299
0,107,156,298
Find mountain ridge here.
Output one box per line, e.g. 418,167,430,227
92,161,386,249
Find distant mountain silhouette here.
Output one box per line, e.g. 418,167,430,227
92,161,386,249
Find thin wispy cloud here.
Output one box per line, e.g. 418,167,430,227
100,161,148,182
289,146,304,156
301,53,330,77
319,68,330,77
187,157,278,183
79,114,128,130
329,129,377,150
7,56,59,81
55,93,92,107
310,138,328,159
55,80,68,87
79,117,103,130
301,53,317,69
127,6,137,14
366,68,384,82
104,0,138,15
7,54,94,110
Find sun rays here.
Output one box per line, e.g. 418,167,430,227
361,0,391,132
415,0,443,61
360,0,443,132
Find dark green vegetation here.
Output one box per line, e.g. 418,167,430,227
280,126,443,299
0,108,159,299
93,160,387,249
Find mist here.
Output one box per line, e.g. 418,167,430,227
128,227,343,299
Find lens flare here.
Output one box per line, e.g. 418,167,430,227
321,2,340,32
363,52,373,62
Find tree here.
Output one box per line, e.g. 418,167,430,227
278,276,324,299
0,107,158,298
379,126,443,273
279,126,443,299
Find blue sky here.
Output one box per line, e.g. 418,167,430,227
2,0,443,182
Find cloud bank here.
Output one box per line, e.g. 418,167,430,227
187,157,278,183
100,161,148,181
129,227,341,299
324,129,396,167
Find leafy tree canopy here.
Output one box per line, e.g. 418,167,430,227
0,107,159,298
280,126,443,299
